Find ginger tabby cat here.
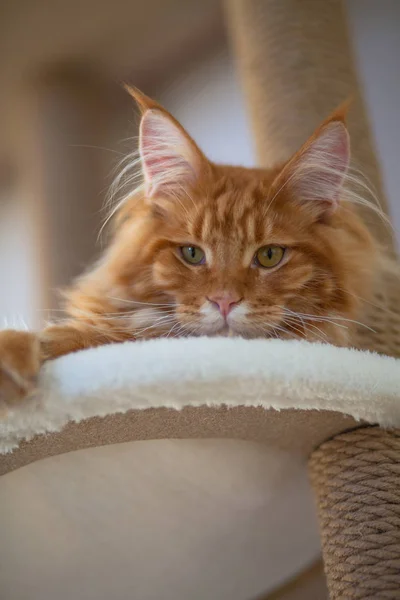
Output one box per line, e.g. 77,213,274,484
0,88,379,407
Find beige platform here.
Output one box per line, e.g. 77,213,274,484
1,338,399,599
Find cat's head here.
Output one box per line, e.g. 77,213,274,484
104,89,378,343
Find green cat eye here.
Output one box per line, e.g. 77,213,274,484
180,245,206,265
255,245,285,268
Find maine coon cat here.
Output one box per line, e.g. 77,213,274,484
0,87,380,405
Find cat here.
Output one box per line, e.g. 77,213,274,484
0,87,380,406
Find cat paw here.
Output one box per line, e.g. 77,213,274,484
0,330,41,408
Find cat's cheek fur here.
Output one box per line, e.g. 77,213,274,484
151,257,184,293
226,302,254,336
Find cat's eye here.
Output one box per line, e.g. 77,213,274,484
255,245,285,268
180,245,206,265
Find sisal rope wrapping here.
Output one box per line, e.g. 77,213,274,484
309,427,400,599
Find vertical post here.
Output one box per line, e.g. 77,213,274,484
22,66,112,311
309,427,400,598
224,0,393,248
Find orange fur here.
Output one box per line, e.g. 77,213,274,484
0,89,379,405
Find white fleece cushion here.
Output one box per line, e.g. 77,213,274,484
1,337,400,453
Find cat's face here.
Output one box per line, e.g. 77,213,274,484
150,167,346,340
107,89,377,344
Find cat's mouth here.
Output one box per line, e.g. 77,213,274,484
174,301,286,339
193,319,278,339
207,326,278,339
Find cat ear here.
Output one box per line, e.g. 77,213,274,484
274,109,350,216
139,109,204,197
126,86,206,198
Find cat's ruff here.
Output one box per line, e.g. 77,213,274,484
1,337,400,464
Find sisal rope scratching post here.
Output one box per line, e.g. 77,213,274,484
224,0,393,248
225,1,400,596
309,428,400,599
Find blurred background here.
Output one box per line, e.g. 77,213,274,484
0,0,399,328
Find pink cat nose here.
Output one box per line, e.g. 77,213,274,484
207,293,242,318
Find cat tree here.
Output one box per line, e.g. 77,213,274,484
1,1,400,599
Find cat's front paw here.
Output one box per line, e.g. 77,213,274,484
0,330,41,407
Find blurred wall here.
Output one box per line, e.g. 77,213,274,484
0,191,40,327
346,0,400,240
155,50,255,167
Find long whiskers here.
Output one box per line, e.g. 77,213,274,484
281,314,328,342
280,306,376,333
133,314,178,338
107,296,178,309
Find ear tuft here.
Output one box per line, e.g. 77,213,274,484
323,97,352,126
124,85,164,115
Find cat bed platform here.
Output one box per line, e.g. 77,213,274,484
1,338,400,599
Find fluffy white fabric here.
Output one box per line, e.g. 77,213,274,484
1,337,400,453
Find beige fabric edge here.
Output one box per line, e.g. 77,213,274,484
1,406,357,476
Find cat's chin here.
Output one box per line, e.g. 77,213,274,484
203,327,273,340
190,325,236,338
213,328,233,338
185,320,278,339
